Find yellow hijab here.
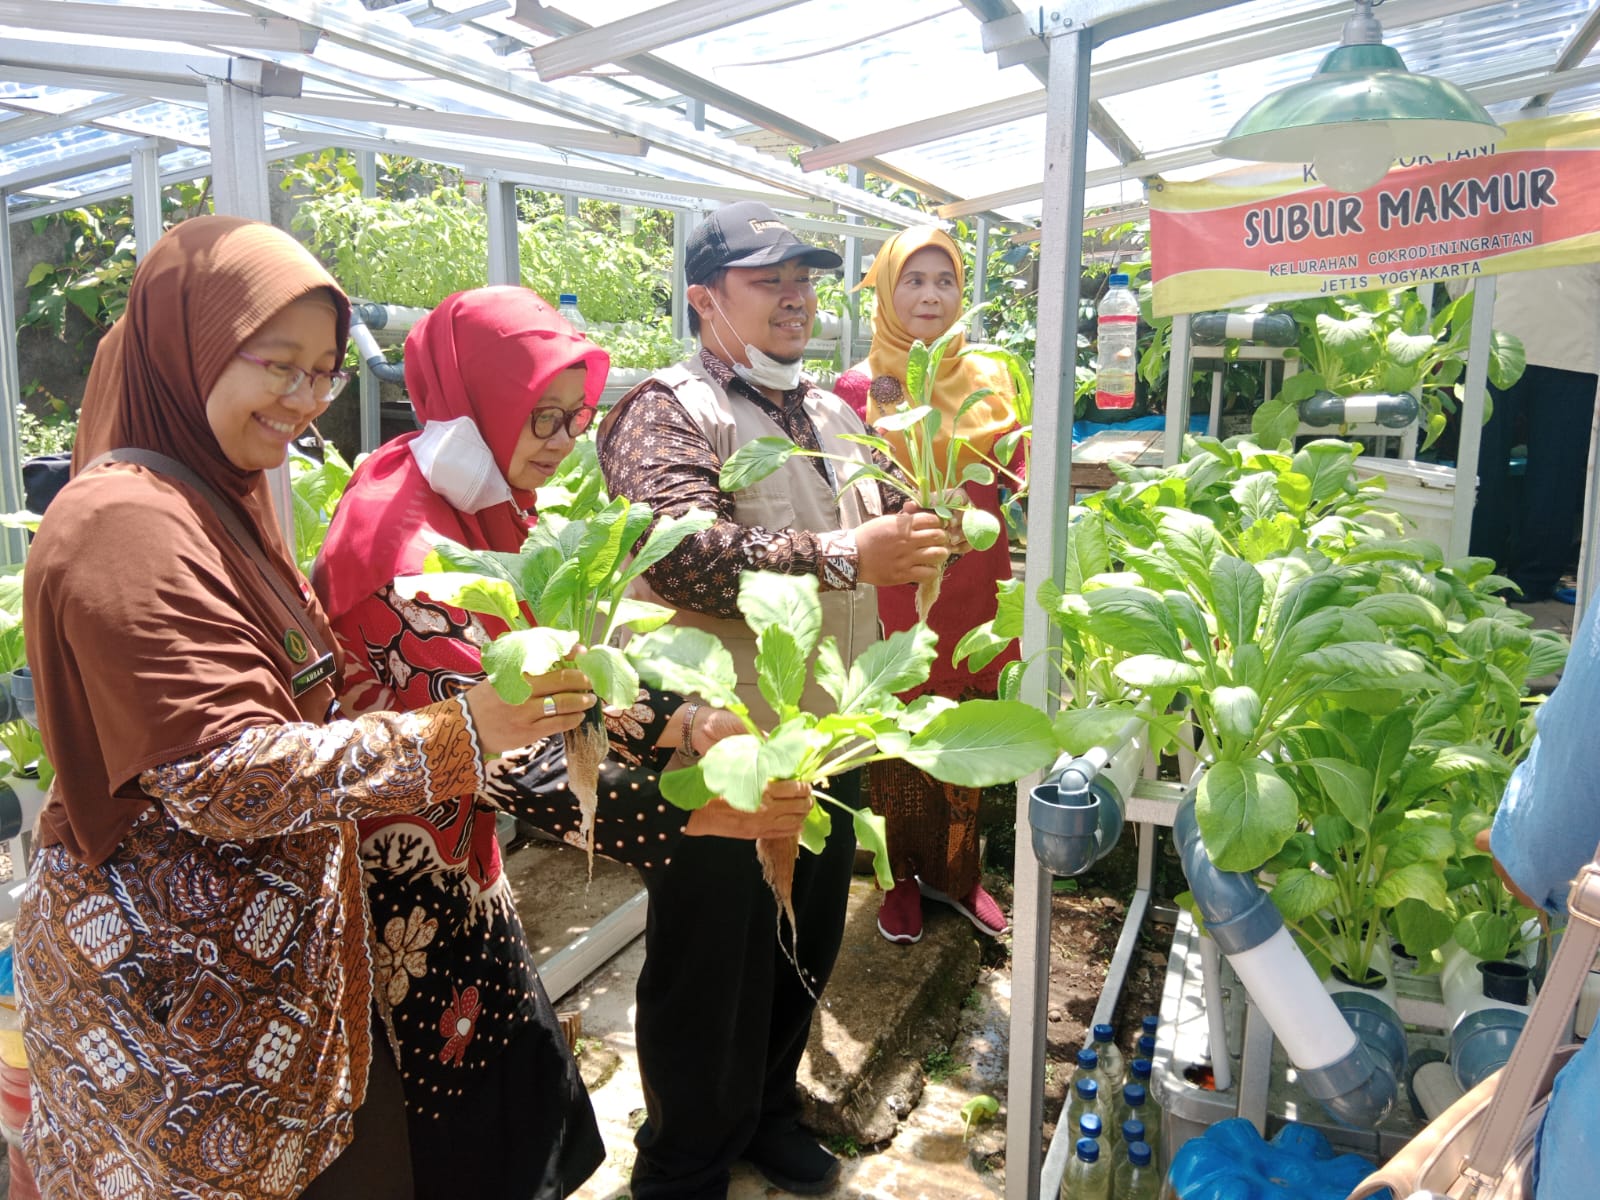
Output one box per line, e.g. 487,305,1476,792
861,226,1017,472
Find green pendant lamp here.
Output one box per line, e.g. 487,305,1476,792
1218,0,1504,192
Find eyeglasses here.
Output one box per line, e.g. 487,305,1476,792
529,404,598,440
236,350,351,402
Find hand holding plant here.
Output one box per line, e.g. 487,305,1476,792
394,497,716,868
627,569,1059,937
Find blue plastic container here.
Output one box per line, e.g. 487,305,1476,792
1166,1118,1387,1200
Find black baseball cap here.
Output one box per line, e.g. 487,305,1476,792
685,201,843,285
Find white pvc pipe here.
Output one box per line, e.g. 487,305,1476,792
1198,935,1233,1093
1227,927,1358,1072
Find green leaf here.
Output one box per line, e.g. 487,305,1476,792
480,627,581,703
1237,512,1300,562
1454,910,1517,961
1527,631,1568,677
1053,707,1139,755
759,719,816,779
1269,868,1340,923
1300,643,1433,691
1385,328,1437,365
901,700,1059,787
1487,331,1526,391
906,346,930,404
874,403,935,433
574,644,638,710
1080,587,1186,660
839,625,939,714
576,500,634,588
756,626,807,715
660,764,716,810
622,506,718,583
1394,898,1456,956
1113,654,1202,690
961,505,1002,552
1351,592,1446,634
395,571,522,630
719,437,798,491
628,627,742,710
1210,685,1262,751
993,576,1026,639
737,571,823,658
1156,508,1223,599
1231,472,1281,528
1063,512,1110,592
533,557,585,628
1375,862,1450,911
1195,758,1298,871
814,636,849,707
959,461,997,487
902,695,959,734
853,805,894,890
600,597,676,635
1211,556,1264,649
702,735,765,812
1291,441,1359,505
1252,397,1300,449
799,800,832,855
1384,818,1456,871
1304,757,1374,831
952,621,1014,673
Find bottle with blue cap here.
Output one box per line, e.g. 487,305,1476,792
1125,1055,1153,1091
1078,1111,1104,1143
1113,1140,1159,1200
1094,273,1140,412
1092,1023,1125,1092
1065,1077,1106,1153
1071,1046,1100,1094
1137,1032,1156,1063
1061,1135,1112,1200
556,293,588,332
1110,1116,1146,1167
1112,1083,1157,1158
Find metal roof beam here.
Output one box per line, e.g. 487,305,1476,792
808,0,1507,171
0,36,303,96
0,135,159,191
1526,1,1600,109
507,1,964,204
269,95,648,155
530,0,807,80
0,94,145,145
0,0,320,52
210,0,923,226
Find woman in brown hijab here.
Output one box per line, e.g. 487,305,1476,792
15,216,594,1200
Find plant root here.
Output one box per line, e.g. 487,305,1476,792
915,572,942,624
565,712,610,878
758,832,817,999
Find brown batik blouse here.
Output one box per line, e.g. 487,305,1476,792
16,702,481,1200
598,350,910,620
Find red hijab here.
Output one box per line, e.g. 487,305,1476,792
314,286,608,620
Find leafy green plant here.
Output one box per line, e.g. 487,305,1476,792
961,1094,1000,1140
628,570,1059,932
393,498,716,865
532,435,609,522
720,314,1016,622
1250,289,1525,450
290,444,355,573
15,396,77,458
0,568,49,786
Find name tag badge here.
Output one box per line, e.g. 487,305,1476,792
290,652,337,697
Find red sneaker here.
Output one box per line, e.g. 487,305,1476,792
920,879,1009,937
877,878,924,944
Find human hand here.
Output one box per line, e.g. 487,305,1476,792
462,668,594,758
1473,827,1545,916
930,487,973,555
685,779,813,839
854,509,950,587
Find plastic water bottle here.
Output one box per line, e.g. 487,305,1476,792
1190,311,1298,346
1109,1115,1144,1164
1113,1140,1159,1200
1062,1136,1112,1200
1297,390,1419,429
1092,1024,1125,1092
1115,1085,1158,1161
1141,1015,1159,1043
1126,1056,1153,1091
1071,1047,1100,1094
556,293,588,332
1137,1033,1156,1063
1078,1112,1104,1143
1094,273,1139,411
1065,1077,1106,1151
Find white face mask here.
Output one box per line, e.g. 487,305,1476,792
704,288,805,392
408,416,514,513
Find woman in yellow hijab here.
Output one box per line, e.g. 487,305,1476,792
834,225,1021,946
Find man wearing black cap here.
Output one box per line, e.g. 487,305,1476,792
598,201,953,1197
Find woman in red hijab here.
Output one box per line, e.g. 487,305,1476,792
18,219,592,1200
315,287,806,1199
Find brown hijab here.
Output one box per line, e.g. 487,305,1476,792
26,216,350,866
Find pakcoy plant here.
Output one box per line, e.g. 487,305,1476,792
718,311,1021,622
628,570,1059,938
289,442,354,573
394,498,716,866
1249,288,1525,451
0,566,49,786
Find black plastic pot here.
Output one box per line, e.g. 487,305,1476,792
7,668,35,728
1479,959,1532,1005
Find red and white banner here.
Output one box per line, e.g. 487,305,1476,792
1149,111,1600,316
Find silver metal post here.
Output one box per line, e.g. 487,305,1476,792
485,175,520,287
1576,371,1600,623
358,150,381,453
1164,313,1193,465
564,193,579,221
1451,276,1496,558
0,190,25,562
971,216,990,342
842,165,865,369
207,64,290,537
130,143,162,261
1009,23,1092,1200
671,207,690,343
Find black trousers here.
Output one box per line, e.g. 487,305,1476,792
629,770,860,1200
1470,364,1600,599
300,1025,413,1200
